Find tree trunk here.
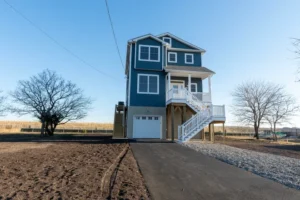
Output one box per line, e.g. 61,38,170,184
273,123,278,141
254,125,259,139
40,121,45,137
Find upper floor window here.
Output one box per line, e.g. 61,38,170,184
137,74,159,94
168,52,177,63
163,37,172,46
185,53,194,64
139,45,160,62
191,83,197,93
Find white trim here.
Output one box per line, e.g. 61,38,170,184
162,46,164,70
185,53,194,64
137,74,159,95
130,34,168,46
168,52,177,63
138,45,160,62
162,37,172,46
168,48,203,53
156,32,206,52
191,83,197,93
128,44,132,106
134,43,137,69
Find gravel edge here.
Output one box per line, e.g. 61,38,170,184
182,142,300,190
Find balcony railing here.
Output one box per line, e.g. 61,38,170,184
166,88,211,103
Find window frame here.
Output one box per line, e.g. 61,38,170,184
185,53,194,64
191,83,197,93
138,45,160,62
168,52,177,63
162,37,172,46
137,74,160,95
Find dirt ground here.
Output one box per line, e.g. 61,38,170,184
0,134,150,200
215,136,300,159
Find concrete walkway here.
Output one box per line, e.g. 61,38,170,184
131,142,300,200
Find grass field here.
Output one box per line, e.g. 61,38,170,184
0,121,113,133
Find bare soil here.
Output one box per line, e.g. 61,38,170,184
0,134,150,200
215,136,300,159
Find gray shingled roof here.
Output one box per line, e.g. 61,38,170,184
164,65,215,74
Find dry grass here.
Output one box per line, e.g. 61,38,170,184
0,121,113,133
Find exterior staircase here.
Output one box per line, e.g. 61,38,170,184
178,89,213,142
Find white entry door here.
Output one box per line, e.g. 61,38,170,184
133,116,161,138
171,81,185,98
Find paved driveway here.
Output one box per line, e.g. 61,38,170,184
131,142,300,200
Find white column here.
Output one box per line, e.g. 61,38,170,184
188,74,191,92
168,72,171,90
208,76,212,101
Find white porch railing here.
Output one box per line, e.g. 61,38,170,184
166,88,211,103
167,88,225,142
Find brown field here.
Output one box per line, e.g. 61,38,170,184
0,121,113,133
0,134,149,199
215,136,300,159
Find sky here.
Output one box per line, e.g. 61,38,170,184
0,0,300,127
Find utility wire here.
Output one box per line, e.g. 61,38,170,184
104,0,124,69
3,0,120,81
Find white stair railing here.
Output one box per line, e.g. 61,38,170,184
178,89,213,142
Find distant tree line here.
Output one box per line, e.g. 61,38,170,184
0,69,92,136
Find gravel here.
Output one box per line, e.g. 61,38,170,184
183,141,300,190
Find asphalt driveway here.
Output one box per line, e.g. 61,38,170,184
131,142,300,200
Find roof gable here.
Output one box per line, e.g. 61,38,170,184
128,34,168,45
157,32,206,52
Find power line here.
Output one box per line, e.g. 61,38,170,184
3,0,120,81
104,0,124,69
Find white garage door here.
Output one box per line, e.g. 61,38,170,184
133,115,161,138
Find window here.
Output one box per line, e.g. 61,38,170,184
137,74,159,94
191,83,197,93
185,53,194,64
154,117,159,120
138,45,160,62
168,52,177,63
163,37,172,46
142,116,147,120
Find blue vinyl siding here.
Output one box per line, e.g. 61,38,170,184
159,36,196,49
130,68,166,107
167,51,201,66
171,77,202,92
135,38,163,71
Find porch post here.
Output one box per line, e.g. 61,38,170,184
208,76,212,101
171,104,175,142
168,72,171,90
188,74,191,92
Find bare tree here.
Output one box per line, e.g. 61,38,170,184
10,69,92,136
231,81,283,139
0,91,7,116
265,92,299,141
292,38,300,81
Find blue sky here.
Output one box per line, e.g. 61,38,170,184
1,0,300,126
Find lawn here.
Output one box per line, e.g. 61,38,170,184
0,134,149,199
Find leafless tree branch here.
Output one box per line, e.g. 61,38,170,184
10,69,92,136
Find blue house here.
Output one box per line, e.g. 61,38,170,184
123,33,225,142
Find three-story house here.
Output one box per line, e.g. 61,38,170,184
123,32,225,142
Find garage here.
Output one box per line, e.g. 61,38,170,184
133,115,161,138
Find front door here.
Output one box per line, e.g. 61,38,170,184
171,81,185,98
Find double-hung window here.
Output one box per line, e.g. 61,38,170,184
191,83,197,93
137,74,159,94
185,53,194,64
163,37,172,46
139,45,160,62
168,52,177,63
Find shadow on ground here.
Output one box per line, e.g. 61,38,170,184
264,145,300,152
0,133,127,144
